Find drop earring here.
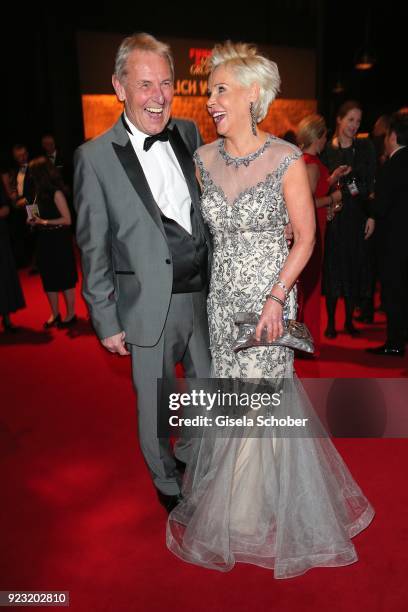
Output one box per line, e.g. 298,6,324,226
250,102,257,136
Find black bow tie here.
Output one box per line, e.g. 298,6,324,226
143,129,170,152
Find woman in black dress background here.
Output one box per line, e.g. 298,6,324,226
0,172,25,331
28,157,77,328
321,101,376,338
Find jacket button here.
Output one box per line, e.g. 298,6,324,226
165,258,171,264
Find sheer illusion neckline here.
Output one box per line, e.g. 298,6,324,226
198,154,298,208
218,135,274,168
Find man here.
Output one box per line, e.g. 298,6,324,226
8,144,36,268
355,116,391,324
74,33,212,512
41,134,60,165
9,144,32,206
367,112,408,356
41,133,72,196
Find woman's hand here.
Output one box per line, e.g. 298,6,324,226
284,222,293,245
327,189,343,220
255,299,284,342
27,214,45,226
331,189,342,204
331,189,343,214
331,165,352,183
364,217,375,239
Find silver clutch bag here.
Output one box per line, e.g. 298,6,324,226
232,312,314,354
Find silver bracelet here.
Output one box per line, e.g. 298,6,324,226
265,294,285,307
273,280,288,300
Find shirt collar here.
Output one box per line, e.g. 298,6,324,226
390,145,406,159
123,111,150,149
123,111,173,148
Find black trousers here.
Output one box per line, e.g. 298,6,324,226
379,251,408,348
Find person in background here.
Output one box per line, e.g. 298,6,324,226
367,112,408,356
41,133,71,195
8,144,36,269
27,157,77,328
320,101,376,338
280,129,297,145
355,114,392,323
0,172,25,332
296,113,350,354
371,115,391,168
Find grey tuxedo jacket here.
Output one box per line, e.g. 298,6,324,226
74,115,212,346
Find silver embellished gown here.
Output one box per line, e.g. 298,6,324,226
166,135,374,578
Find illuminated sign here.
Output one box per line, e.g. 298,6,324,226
174,47,211,96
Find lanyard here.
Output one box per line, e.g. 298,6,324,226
337,138,356,168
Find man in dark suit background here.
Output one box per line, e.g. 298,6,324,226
367,112,408,356
8,143,36,268
41,133,71,191
74,33,212,512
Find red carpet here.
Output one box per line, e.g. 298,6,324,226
1,269,407,611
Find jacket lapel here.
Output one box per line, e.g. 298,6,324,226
169,124,211,245
168,124,201,213
111,115,210,247
112,121,165,238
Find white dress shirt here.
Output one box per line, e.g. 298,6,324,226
17,165,27,197
124,112,192,234
390,145,406,159
47,151,57,164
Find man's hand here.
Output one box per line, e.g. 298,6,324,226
101,331,130,355
284,222,293,245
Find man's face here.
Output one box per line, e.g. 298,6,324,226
42,136,56,155
112,50,174,135
13,147,28,166
384,130,397,157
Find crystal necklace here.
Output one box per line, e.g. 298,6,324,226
218,135,273,168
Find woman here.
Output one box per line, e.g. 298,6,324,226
27,157,77,328
321,101,376,338
296,114,350,353
0,172,25,331
166,42,374,578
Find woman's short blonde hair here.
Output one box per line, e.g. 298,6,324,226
297,114,327,149
210,41,280,123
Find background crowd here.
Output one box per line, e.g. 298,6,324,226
1,103,407,356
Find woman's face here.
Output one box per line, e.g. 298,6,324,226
316,129,327,153
337,108,362,140
207,65,255,137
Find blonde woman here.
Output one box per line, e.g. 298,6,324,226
167,42,374,578
296,114,350,352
